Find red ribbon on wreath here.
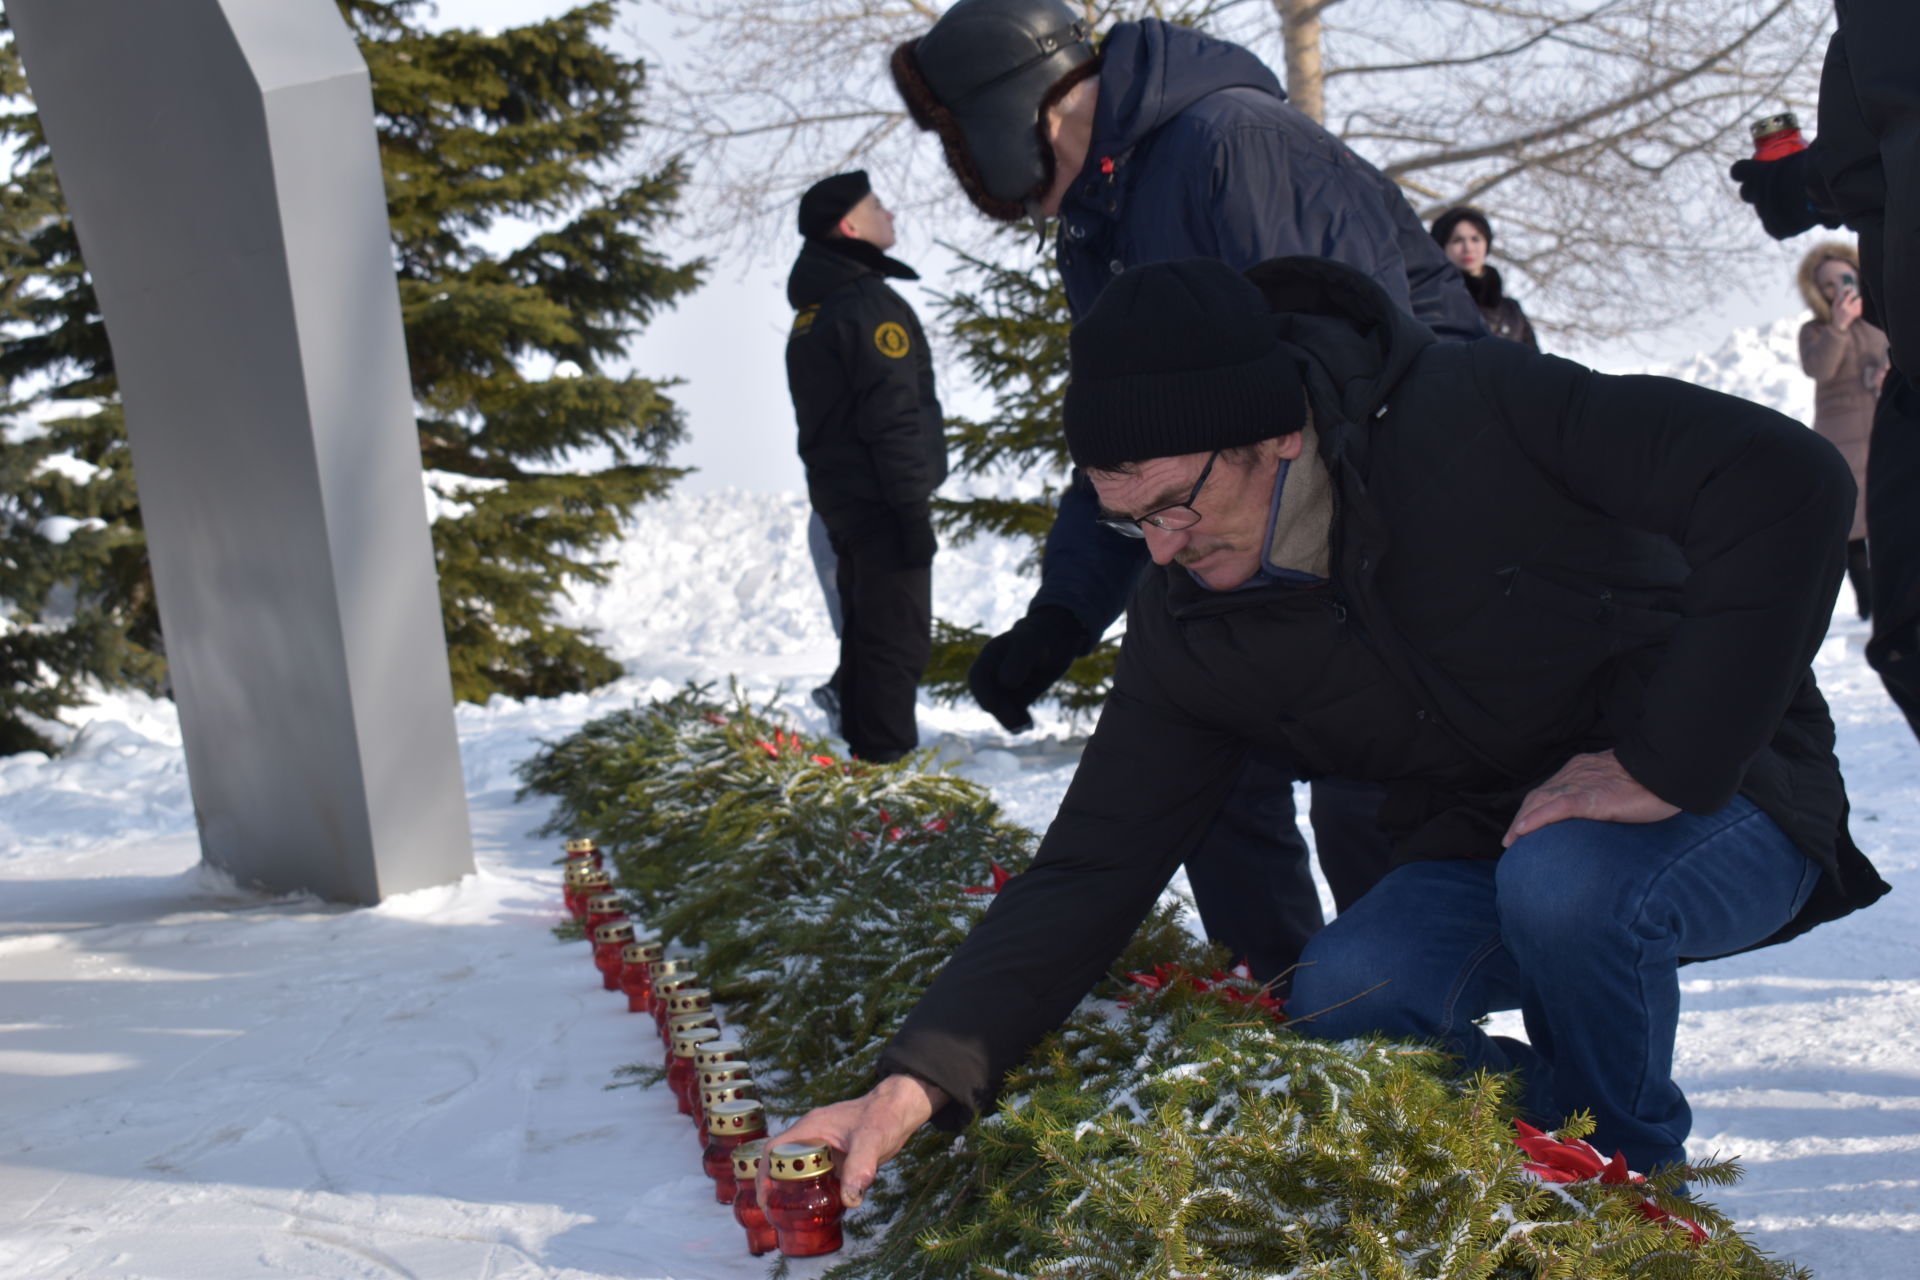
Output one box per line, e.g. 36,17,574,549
961,861,1014,895
1511,1121,1707,1244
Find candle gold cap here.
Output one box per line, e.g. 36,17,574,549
564,862,601,883
621,940,665,965
706,1099,766,1135
578,870,613,891
653,975,700,1001
731,1138,768,1179
667,1009,720,1038
564,837,598,854
591,921,634,945
664,988,712,1015
672,1026,723,1057
1751,112,1799,139
701,1079,758,1110
769,1140,835,1179
701,1062,753,1090
648,957,692,981
584,892,624,913
694,1038,746,1066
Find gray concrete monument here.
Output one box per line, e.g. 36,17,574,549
10,0,475,903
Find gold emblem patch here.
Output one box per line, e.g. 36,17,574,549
873,321,911,359
792,305,819,335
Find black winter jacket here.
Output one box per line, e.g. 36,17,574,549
881,257,1888,1128
784,239,946,539
1031,19,1484,644
1463,266,1538,350
1806,0,1916,366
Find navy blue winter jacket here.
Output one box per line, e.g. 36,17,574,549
1032,20,1485,643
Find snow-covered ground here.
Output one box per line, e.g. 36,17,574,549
3,320,1916,1278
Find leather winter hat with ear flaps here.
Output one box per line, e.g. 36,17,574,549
891,0,1095,221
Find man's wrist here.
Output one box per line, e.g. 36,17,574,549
876,1069,949,1119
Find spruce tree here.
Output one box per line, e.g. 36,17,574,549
0,3,701,753
347,0,702,700
0,26,160,755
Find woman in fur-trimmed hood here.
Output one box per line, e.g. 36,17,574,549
1797,239,1889,617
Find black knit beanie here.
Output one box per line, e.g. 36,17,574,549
798,170,872,240
1430,205,1493,251
1063,258,1306,470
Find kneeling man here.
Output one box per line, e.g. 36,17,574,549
773,255,1889,1196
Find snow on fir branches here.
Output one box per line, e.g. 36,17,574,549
517,687,1805,1280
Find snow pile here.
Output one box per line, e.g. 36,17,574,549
1641,314,1816,424
1,318,1916,1278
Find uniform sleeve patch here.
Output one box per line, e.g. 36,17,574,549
873,321,911,358
792,306,819,334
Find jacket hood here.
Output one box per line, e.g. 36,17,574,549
1243,256,1436,429
1092,19,1283,157
786,238,920,309
1796,239,1858,324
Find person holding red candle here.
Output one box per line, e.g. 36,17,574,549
1729,0,1920,742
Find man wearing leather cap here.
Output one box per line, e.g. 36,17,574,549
766,254,1887,1199
890,0,1484,983
785,171,947,763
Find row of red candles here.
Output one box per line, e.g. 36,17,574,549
562,838,843,1259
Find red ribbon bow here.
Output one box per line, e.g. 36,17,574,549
961,861,1013,895
1511,1121,1706,1244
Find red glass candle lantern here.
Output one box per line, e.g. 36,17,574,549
668,1027,723,1115
1751,112,1808,162
766,1140,844,1257
591,921,635,990
561,863,600,918
664,1011,720,1069
695,1039,749,1089
659,987,713,1041
702,1100,768,1205
651,975,700,1040
563,836,604,871
697,1078,758,1138
565,868,611,921
584,892,627,937
730,1139,778,1256
618,940,665,1012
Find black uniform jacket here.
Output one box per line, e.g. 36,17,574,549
879,256,1889,1128
784,239,946,539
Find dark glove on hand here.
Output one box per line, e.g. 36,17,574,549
893,502,938,569
1729,152,1820,241
968,604,1089,733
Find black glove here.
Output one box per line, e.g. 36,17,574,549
1729,151,1821,241
892,501,938,569
968,605,1089,732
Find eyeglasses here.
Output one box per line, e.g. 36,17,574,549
1095,451,1219,539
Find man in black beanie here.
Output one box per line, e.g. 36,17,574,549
785,171,947,762
767,254,1887,1200
891,0,1488,987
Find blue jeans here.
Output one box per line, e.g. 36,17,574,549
1288,798,1821,1174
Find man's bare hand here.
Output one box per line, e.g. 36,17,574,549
758,1072,947,1209
1501,749,1681,848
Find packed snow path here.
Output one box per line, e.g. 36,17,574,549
2,483,1915,1278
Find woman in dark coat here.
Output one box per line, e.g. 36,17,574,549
1798,239,1889,619
1431,206,1538,350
